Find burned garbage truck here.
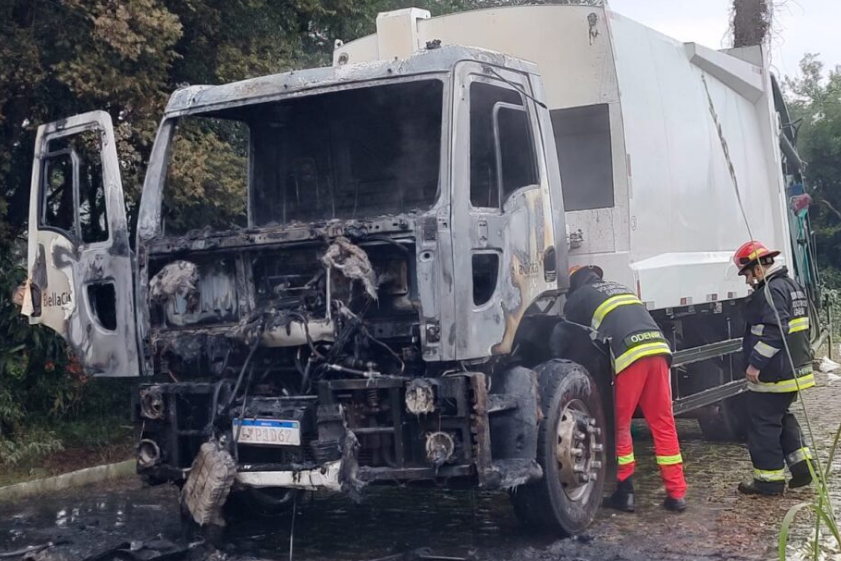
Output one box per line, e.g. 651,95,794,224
21,5,821,535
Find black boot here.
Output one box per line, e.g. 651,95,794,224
789,460,816,489
664,496,687,512
737,479,785,496
604,477,635,512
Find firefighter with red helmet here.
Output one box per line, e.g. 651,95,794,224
564,265,687,512
733,241,816,495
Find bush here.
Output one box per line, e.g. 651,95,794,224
0,428,63,468
0,246,132,469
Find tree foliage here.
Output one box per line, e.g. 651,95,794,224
784,55,841,274
1,0,473,241
0,0,470,463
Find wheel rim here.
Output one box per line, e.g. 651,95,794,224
555,398,604,502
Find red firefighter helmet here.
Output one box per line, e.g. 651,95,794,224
569,264,604,279
733,240,780,274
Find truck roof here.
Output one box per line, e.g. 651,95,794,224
164,45,538,117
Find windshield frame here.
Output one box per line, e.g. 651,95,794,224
247,75,449,228
138,73,452,245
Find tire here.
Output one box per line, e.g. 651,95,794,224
510,359,607,536
224,487,301,519
698,393,749,442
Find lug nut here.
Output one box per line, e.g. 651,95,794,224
590,460,603,469
571,447,584,457
593,444,604,453
578,473,591,482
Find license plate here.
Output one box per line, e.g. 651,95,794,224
233,418,301,446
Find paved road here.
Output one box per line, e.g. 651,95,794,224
1,372,839,561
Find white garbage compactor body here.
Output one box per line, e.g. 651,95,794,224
334,5,795,311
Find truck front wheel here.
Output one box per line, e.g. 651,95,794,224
510,360,606,535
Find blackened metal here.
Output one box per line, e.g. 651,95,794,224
486,394,518,413
672,379,748,416
325,377,407,391
390,386,406,467
355,465,474,483
488,366,539,464
140,386,165,420
422,216,437,242
466,373,494,487
671,338,743,367
236,462,320,472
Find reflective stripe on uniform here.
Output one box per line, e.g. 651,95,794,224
754,341,780,358
788,317,810,334
617,453,635,465
751,324,765,336
748,372,816,393
614,341,672,374
656,453,683,466
754,467,785,482
592,294,642,331
786,447,813,466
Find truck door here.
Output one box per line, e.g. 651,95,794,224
451,63,559,360
22,110,139,377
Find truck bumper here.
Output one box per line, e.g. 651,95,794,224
236,460,344,491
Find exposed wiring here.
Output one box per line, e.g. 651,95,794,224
287,311,326,360
232,364,255,461
362,325,406,374
288,492,298,561
364,235,411,255
336,301,405,373
325,363,379,377
225,327,263,413
300,357,313,393
207,379,233,433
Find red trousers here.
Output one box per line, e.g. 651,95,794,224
615,355,687,499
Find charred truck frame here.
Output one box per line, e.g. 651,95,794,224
21,5,822,536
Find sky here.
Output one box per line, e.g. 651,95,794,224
607,0,840,79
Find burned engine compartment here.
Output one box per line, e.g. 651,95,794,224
134,219,542,493
147,231,419,383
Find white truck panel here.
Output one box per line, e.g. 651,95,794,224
335,5,793,310
607,12,791,307
336,5,635,289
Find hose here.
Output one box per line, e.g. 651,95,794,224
224,324,263,414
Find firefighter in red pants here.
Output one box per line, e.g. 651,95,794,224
733,241,816,495
565,266,687,512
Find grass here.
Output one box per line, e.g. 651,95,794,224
0,415,134,487
778,414,841,560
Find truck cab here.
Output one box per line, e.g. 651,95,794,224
22,44,605,535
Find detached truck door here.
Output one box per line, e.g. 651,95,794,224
22,110,139,377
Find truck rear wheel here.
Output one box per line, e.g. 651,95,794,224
510,360,606,536
697,393,749,442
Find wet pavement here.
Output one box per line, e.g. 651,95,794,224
1,372,839,561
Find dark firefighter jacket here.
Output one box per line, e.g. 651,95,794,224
564,270,671,375
742,266,814,392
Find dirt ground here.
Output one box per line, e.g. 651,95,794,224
1,372,839,561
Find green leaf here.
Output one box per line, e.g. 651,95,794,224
780,502,813,560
